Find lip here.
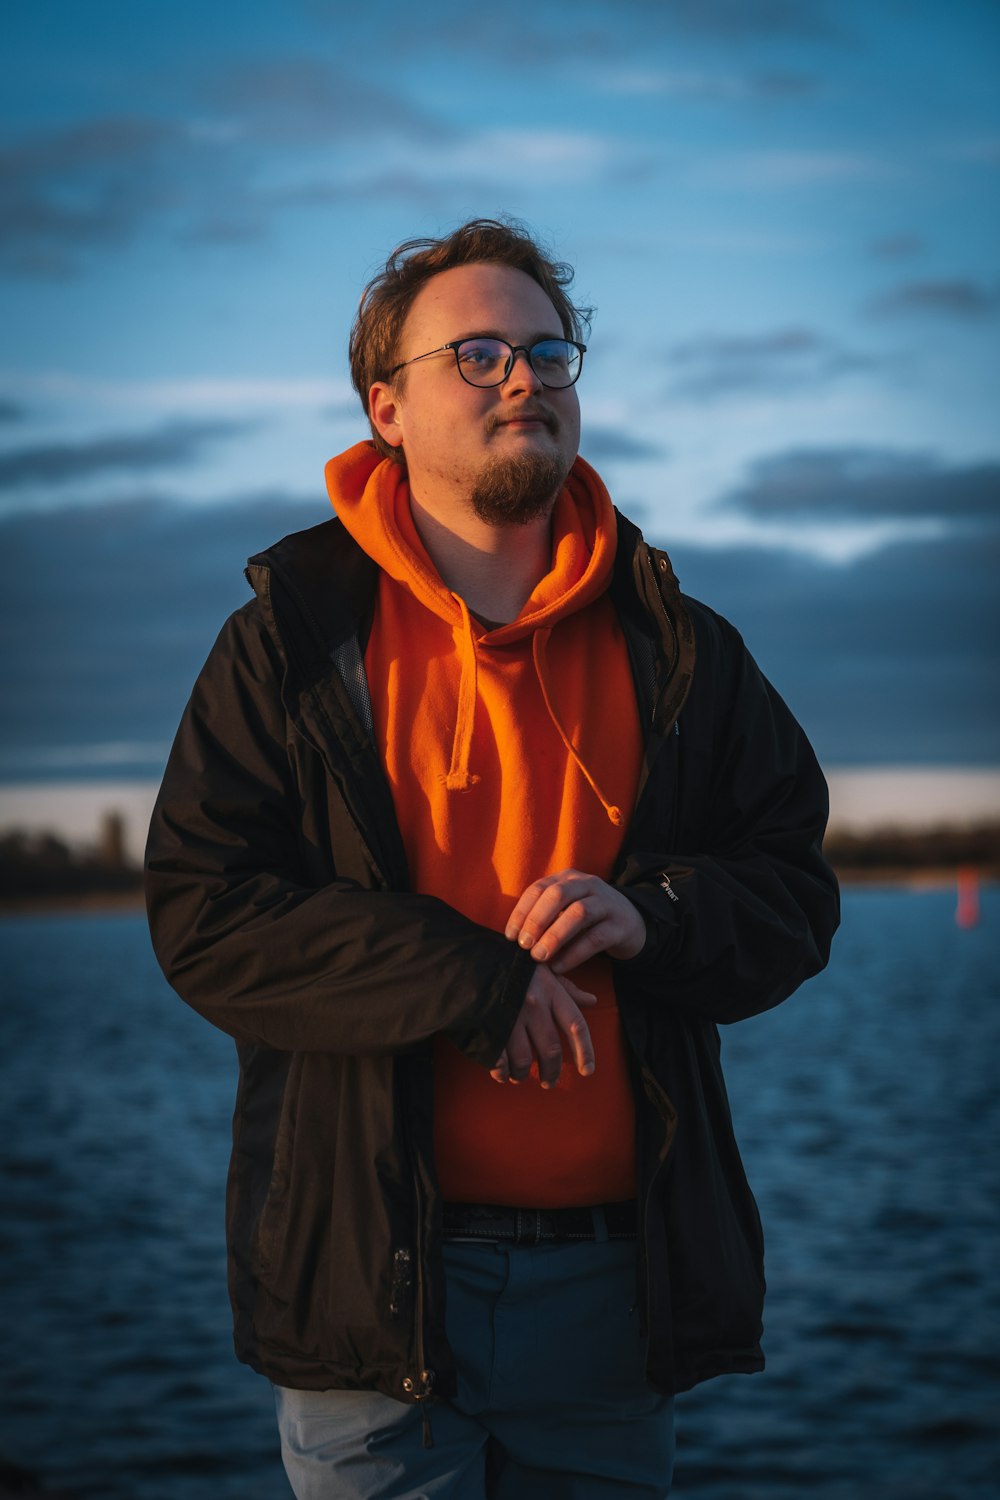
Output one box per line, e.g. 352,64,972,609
497,415,553,430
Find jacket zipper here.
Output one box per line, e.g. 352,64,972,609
398,1062,436,1448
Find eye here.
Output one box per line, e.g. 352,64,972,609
531,340,572,375
457,339,506,371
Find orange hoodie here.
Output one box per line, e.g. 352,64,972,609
325,442,642,1207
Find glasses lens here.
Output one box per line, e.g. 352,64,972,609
529,340,581,388
455,339,511,386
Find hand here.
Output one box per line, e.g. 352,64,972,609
505,868,647,973
490,964,597,1089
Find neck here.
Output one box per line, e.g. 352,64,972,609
409,495,552,624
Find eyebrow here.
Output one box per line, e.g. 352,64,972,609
453,328,566,344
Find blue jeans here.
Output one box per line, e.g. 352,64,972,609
275,1237,674,1499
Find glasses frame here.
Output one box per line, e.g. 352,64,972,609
386,336,587,389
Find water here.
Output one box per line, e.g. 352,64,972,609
1,889,998,1498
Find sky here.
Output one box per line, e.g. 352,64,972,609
2,0,999,786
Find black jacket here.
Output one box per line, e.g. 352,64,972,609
145,508,839,1403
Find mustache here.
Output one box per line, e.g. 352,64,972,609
486,404,559,435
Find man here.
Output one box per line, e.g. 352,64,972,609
146,218,839,1499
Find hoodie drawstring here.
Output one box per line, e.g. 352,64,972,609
532,628,623,827
440,596,482,793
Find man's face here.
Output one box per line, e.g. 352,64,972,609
369,262,581,526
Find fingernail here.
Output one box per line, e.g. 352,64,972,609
532,944,548,961
518,934,532,949
505,926,516,941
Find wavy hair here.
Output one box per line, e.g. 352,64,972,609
349,217,592,462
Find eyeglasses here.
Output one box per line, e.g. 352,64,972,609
387,336,587,389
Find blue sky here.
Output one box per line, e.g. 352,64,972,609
2,0,998,779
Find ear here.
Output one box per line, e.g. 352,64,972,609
369,381,404,450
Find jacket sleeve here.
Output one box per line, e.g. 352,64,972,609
145,603,531,1060
615,606,839,1024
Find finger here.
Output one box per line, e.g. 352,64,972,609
490,1049,509,1084
524,896,601,962
504,873,564,942
504,1020,532,1083
548,923,618,974
567,1013,596,1078
520,978,569,1088
523,1010,566,1088
548,982,596,1078
542,889,646,968
514,881,596,954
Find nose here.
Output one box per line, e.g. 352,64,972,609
502,345,543,396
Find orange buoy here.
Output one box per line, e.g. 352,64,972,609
956,867,981,929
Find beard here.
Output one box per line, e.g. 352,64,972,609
469,451,569,527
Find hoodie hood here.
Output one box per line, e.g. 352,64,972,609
324,441,616,639
324,440,623,823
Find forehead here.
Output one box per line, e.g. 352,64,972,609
401,263,563,352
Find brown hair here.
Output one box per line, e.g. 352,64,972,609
349,217,592,461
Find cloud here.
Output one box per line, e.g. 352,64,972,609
0,400,25,423
266,129,652,223
867,278,1000,320
580,426,667,463
4,491,995,775
712,148,889,187
720,447,1000,526
1,492,322,778
586,0,843,42
12,373,349,412
657,0,842,39
0,116,180,275
869,233,924,261
599,67,819,100
0,418,258,492
0,63,452,274
659,528,1000,764
206,58,451,145
666,327,876,399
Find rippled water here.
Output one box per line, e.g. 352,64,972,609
1,888,998,1498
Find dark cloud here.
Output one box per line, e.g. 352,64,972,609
369,0,842,69
667,327,875,399
207,58,452,144
0,116,180,275
0,66,452,275
580,427,666,463
750,70,820,97
867,278,1000,320
657,529,1000,764
181,214,270,247
720,447,1000,526
1,493,322,779
407,12,619,65
869,233,924,261
0,400,25,423
2,488,996,776
0,418,258,491
656,0,843,40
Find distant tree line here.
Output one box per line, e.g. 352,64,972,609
824,822,1000,879
1,816,998,907
0,824,141,906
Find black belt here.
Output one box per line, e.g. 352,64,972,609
442,1200,637,1245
